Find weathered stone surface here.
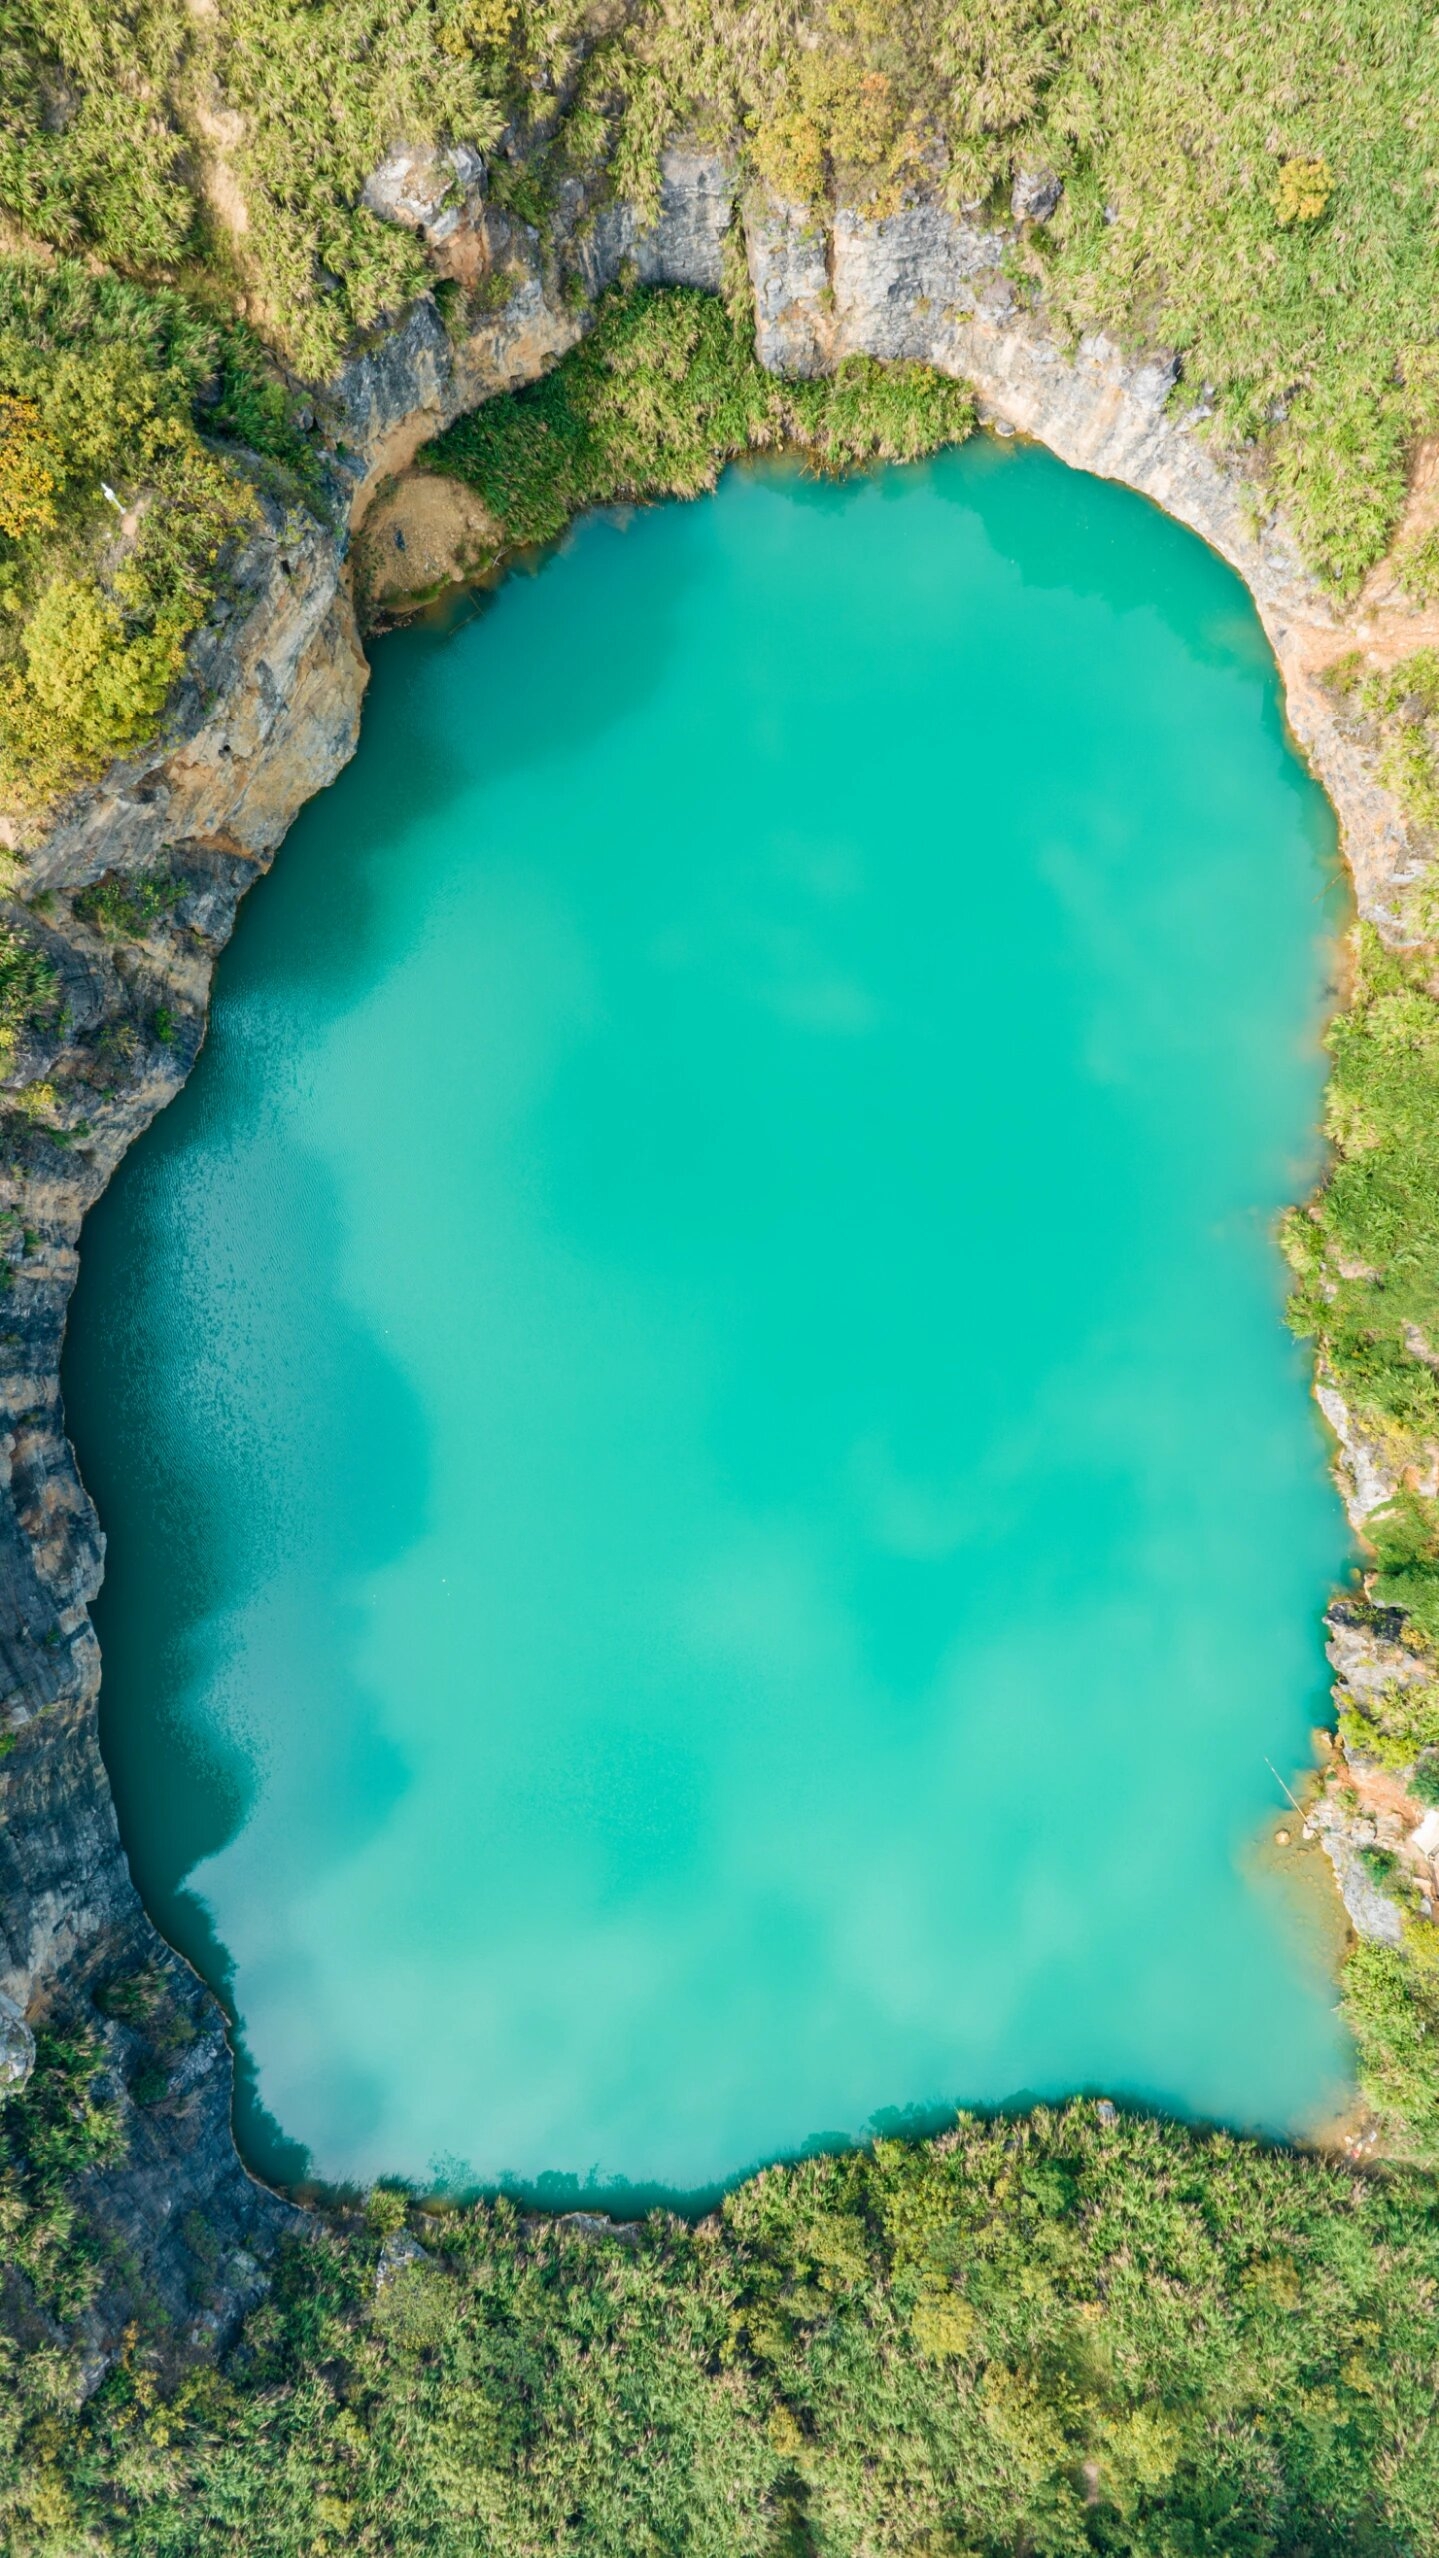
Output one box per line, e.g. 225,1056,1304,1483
362,141,486,245
328,264,579,515
375,2230,432,2289
1315,1374,1439,1526
1315,1380,1404,1524
1011,167,1062,224
0,1988,34,2091
831,201,1007,360
586,148,737,295
10,501,364,891
746,193,831,377
1328,1607,1435,1714
1311,1796,1406,1946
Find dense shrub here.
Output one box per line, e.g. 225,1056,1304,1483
74,867,183,942
1285,926,1439,1446
0,921,58,1065
428,287,975,544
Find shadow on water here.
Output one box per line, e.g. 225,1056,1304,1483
67,1130,431,2184
396,2080,1329,2225
372,498,707,814
61,498,710,2191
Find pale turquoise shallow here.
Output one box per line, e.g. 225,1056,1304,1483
67,440,1353,2198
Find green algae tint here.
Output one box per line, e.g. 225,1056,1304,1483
66,442,1353,2197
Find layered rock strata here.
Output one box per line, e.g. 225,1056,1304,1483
0,151,1428,2352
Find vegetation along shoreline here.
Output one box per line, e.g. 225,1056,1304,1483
6,1,1439,2541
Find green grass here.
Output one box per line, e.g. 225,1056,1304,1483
1285,926,1439,1447
0,921,59,1065
74,868,183,943
10,2030,1439,2554
1,0,1437,797
1343,1934,1439,2165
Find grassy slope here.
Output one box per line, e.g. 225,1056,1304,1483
8,2033,1439,2555
424,287,977,535
1,0,1438,806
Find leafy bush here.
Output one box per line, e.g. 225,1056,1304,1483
0,263,258,808
1273,157,1334,227
205,319,322,491
1284,927,1439,1647
1368,1493,1439,1646
1286,927,1439,1441
4,578,188,791
1340,1678,1439,1771
74,867,182,942
1344,1932,1439,2162
0,2028,125,2327
0,921,58,1066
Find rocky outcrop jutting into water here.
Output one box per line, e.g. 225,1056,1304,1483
0,149,1426,2355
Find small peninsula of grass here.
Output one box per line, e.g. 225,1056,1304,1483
425,288,975,547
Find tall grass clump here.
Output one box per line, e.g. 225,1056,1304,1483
425,287,975,548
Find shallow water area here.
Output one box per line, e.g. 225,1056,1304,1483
67,440,1353,2198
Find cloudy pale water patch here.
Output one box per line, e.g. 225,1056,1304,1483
66,441,1352,2196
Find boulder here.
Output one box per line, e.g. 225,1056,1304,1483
362,143,486,246
1011,167,1063,225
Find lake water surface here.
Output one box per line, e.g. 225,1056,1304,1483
66,441,1353,2197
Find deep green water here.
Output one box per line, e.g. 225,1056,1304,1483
66,441,1352,2200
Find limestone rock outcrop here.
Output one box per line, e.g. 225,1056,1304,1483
584,147,737,296
361,141,488,246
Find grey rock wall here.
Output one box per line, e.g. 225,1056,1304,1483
747,194,832,377
585,147,737,295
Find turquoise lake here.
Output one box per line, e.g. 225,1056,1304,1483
65,440,1354,2198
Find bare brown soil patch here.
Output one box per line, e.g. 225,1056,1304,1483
353,470,501,622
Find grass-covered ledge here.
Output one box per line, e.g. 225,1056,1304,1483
423,287,976,548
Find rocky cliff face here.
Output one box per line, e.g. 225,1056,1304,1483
0,151,1425,2353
